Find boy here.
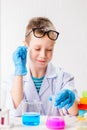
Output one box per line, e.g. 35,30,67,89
5,17,78,116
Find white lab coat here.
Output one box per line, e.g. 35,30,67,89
2,63,78,117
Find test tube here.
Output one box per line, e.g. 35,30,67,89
0,109,9,127
0,109,4,125
4,109,9,125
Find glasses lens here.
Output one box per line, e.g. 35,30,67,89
34,28,45,38
48,30,58,40
48,31,59,40
32,27,59,40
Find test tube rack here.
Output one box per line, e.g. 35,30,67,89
0,109,11,128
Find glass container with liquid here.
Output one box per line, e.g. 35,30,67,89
22,100,41,126
46,96,65,129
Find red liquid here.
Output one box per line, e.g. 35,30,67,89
0,117,5,125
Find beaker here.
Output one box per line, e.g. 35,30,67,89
46,96,65,129
22,100,41,126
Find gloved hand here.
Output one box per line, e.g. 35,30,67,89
54,89,75,109
13,46,27,76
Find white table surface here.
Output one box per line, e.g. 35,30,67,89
0,115,87,130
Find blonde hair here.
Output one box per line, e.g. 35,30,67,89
25,17,56,43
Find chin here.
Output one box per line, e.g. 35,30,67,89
37,63,47,68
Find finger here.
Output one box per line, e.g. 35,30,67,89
55,94,67,106
66,94,75,109
13,48,21,60
54,98,64,106
57,99,69,109
71,91,75,102
18,46,27,59
56,90,68,100
21,49,27,59
66,102,74,109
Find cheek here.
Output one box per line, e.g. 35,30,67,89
29,49,34,58
29,49,38,59
47,52,53,58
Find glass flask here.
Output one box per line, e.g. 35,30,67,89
22,100,41,126
46,96,65,129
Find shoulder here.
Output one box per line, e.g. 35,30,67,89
46,63,74,79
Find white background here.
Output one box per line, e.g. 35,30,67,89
0,0,1,106
0,0,87,106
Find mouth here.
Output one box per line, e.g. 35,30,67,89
37,59,47,64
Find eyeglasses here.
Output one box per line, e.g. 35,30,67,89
25,27,59,41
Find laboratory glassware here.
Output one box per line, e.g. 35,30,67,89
46,96,65,129
22,100,41,126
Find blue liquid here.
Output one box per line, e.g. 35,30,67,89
22,112,40,126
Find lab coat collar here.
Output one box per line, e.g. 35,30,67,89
45,62,57,78
23,63,58,97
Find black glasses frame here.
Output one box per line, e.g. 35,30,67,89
25,27,59,41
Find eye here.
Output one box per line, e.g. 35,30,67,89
46,49,53,51
35,48,40,51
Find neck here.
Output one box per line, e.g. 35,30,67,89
29,63,47,78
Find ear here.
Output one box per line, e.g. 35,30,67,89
23,41,29,47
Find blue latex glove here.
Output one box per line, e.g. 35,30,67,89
54,89,75,109
13,46,27,76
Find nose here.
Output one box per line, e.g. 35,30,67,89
40,50,46,58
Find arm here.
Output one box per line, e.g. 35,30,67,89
68,99,78,116
59,71,79,116
10,76,23,108
54,89,79,116
11,46,27,108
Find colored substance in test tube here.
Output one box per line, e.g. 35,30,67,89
78,104,87,110
0,117,5,125
22,112,40,126
46,117,65,129
80,98,87,104
78,110,87,117
82,91,87,98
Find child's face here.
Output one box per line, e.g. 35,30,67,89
27,34,55,68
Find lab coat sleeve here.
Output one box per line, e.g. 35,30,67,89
61,70,79,115
61,71,79,100
54,68,79,116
